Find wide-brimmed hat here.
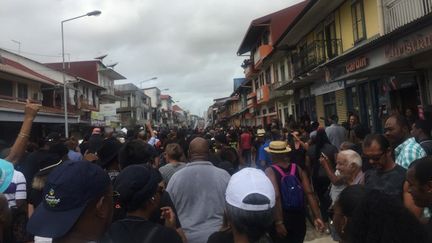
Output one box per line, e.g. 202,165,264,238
264,141,291,154
256,129,266,137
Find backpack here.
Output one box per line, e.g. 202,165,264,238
271,164,304,210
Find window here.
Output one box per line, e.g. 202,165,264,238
0,80,13,97
274,65,279,83
325,21,338,58
265,68,271,84
280,63,286,82
352,0,366,42
323,92,337,118
17,83,28,99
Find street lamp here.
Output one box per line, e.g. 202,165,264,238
62,10,101,138
139,77,158,89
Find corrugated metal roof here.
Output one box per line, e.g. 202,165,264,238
237,1,310,55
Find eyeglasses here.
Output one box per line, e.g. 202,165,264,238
363,151,385,162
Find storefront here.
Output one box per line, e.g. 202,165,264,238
325,21,432,132
311,80,347,125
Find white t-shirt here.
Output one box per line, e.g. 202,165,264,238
4,170,27,208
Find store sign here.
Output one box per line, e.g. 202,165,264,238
99,103,118,117
345,57,369,73
311,81,345,96
385,32,432,59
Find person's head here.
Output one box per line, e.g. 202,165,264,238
164,143,183,162
97,138,123,170
65,137,78,151
384,114,410,146
188,137,210,162
407,157,432,208
27,161,112,242
335,150,362,181
265,141,291,162
214,134,227,149
118,139,157,169
362,134,393,171
348,189,427,243
411,119,432,139
330,115,339,125
332,185,366,242
349,114,359,127
225,168,275,242
114,165,163,215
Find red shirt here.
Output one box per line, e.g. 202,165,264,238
240,132,252,150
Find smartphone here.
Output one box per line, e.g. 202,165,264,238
320,152,328,160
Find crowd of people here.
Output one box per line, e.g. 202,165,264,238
0,101,432,243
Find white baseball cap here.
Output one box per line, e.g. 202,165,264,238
225,168,275,211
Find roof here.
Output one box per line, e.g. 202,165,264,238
0,57,59,85
172,105,183,112
160,94,171,100
237,1,309,54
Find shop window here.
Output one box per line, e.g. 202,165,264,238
17,83,28,100
0,80,13,97
351,0,366,43
323,92,337,118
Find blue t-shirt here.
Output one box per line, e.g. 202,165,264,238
258,140,271,166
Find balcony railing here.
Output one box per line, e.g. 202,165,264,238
292,39,342,77
253,45,273,68
384,0,432,33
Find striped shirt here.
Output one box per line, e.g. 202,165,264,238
4,170,27,208
395,137,426,169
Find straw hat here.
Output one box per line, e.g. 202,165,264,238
256,129,266,137
264,141,291,154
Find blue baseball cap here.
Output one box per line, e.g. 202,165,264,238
27,160,110,238
0,159,13,193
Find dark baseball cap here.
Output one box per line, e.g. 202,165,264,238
114,164,161,212
27,160,110,238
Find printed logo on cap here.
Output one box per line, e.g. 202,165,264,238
45,188,61,207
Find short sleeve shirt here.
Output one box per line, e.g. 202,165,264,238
395,137,426,169
365,165,406,199
4,170,27,208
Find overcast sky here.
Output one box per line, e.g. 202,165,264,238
0,0,303,116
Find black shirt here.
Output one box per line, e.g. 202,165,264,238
104,216,182,243
365,165,407,199
419,139,432,156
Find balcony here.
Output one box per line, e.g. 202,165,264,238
292,39,342,77
253,45,273,68
384,0,432,33
256,85,270,104
244,64,258,79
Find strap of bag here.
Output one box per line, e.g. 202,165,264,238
290,163,296,176
271,165,286,177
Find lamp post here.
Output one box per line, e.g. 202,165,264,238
62,10,101,138
139,77,158,89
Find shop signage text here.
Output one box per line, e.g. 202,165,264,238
385,33,432,59
345,57,369,73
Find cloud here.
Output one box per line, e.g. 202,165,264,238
0,0,304,115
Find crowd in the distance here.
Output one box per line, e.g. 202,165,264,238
0,101,432,243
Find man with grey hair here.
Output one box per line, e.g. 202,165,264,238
320,149,364,205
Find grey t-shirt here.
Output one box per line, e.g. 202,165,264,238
166,161,230,243
364,165,407,199
159,162,186,184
